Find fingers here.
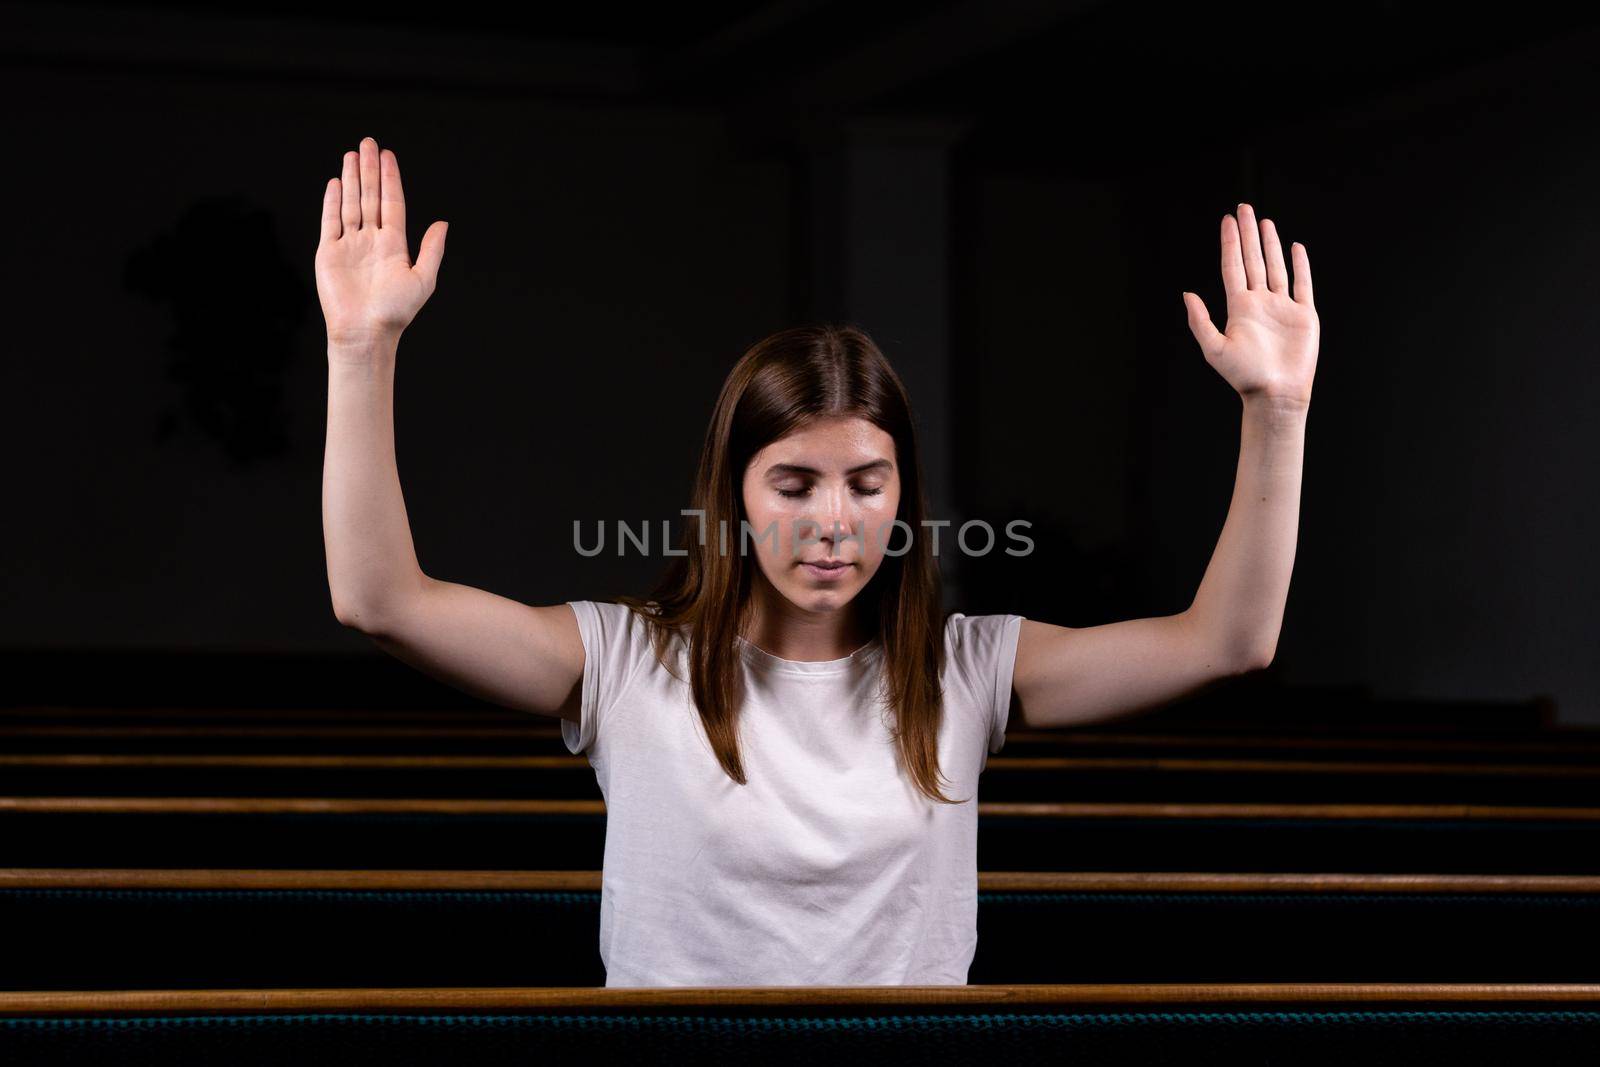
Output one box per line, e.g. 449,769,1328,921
1292,241,1314,307
380,148,405,237
359,136,381,228
1235,203,1267,289
414,219,449,295
320,177,342,243
1220,215,1247,294
340,150,360,231
1182,291,1224,359
1260,217,1289,293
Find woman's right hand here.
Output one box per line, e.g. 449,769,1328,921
315,136,447,350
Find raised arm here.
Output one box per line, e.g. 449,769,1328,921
1011,202,1318,729
317,135,584,721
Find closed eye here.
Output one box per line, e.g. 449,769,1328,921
776,486,885,499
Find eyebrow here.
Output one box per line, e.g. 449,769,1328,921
765,459,893,478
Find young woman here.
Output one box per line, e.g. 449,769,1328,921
316,136,1319,987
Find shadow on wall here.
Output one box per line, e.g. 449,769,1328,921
123,196,308,468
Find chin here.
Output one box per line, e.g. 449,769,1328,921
786,580,858,608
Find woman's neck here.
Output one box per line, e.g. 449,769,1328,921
742,578,875,662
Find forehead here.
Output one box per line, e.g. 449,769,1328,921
750,417,895,467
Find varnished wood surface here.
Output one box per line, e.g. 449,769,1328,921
8,796,1600,819
0,726,552,740
7,752,1600,779
0,707,522,722
3,984,1600,1015
6,714,1600,758
5,867,1600,894
0,754,579,769
0,796,605,814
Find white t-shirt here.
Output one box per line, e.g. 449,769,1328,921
561,598,1026,987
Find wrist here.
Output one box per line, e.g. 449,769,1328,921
327,329,401,365
1240,391,1310,424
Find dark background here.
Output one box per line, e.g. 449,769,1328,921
2,0,1595,722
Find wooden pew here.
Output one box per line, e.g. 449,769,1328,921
3,868,1600,988
8,752,1600,804
1,984,1597,1063
6,700,1593,767
6,798,1600,873
8,710,1600,763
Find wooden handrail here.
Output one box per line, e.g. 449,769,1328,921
0,726,554,740
992,757,1600,778
0,707,521,722
981,801,1600,820
0,754,580,769
5,868,1600,893
3,984,1600,1015
980,871,1600,893
0,796,604,814
7,797,1600,819
0,868,611,890
8,753,1600,778
1020,730,1600,756
7,723,1600,759
6,718,1600,753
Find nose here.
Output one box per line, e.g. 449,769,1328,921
813,481,855,546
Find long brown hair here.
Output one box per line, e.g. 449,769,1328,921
617,323,963,804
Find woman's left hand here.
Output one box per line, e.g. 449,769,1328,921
1183,203,1319,408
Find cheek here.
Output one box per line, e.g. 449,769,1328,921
741,498,791,566
868,493,901,546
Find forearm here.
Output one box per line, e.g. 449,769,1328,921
322,335,425,628
1185,395,1308,670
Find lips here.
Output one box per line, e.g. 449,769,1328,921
801,559,849,568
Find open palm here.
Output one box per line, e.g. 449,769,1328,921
315,136,447,347
1182,203,1318,407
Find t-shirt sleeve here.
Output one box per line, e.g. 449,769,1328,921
562,599,655,757
944,612,1026,756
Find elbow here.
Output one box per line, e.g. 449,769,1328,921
331,594,386,634
331,597,363,631
1234,638,1277,675
1208,634,1276,677
1241,651,1274,674
332,571,428,636
1185,611,1275,677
